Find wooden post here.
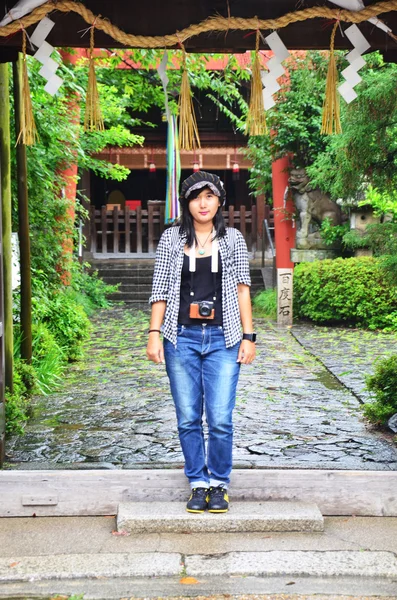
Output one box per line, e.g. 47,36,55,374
101,206,107,254
240,205,246,240
13,56,32,363
0,63,14,391
228,205,235,228
136,206,142,253
125,207,130,253
90,206,97,253
148,203,154,254
272,156,295,326
113,206,119,254
80,169,91,253
256,194,265,248
251,204,257,253
0,159,5,465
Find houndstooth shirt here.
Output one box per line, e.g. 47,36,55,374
149,226,251,348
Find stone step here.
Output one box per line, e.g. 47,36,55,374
96,269,154,279
108,292,150,301
261,266,276,289
99,276,154,285
1,550,397,585
117,501,324,534
109,281,152,297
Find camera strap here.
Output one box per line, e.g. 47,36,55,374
189,229,218,301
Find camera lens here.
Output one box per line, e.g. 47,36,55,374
199,302,211,317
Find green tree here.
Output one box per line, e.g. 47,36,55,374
307,54,397,200
243,51,331,198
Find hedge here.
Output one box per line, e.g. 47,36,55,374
293,256,397,330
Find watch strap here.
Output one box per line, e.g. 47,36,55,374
242,333,256,342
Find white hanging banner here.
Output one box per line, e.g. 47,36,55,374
39,57,58,76
30,16,55,47
328,0,393,35
44,73,63,96
344,23,371,54
33,40,54,64
261,31,290,111
0,0,47,26
29,17,63,95
338,23,370,104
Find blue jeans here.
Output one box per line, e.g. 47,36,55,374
164,324,240,489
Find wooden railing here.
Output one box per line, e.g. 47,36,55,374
89,204,257,257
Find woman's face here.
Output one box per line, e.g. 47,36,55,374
188,187,220,227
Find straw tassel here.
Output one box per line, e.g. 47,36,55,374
321,21,342,135
17,31,38,146
245,30,267,136
84,26,104,131
178,49,200,151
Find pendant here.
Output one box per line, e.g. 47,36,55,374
198,249,205,255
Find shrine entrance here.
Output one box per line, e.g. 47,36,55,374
1,0,397,517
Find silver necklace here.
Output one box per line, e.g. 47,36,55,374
196,230,212,255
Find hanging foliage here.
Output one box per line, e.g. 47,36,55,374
84,26,104,131
16,30,39,146
321,21,342,135
245,30,267,136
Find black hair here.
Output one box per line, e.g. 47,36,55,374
178,185,226,247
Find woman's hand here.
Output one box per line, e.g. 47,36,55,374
146,334,164,364
237,339,256,364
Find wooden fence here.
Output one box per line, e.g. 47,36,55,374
89,204,257,257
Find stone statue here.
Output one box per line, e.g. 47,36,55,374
289,168,343,250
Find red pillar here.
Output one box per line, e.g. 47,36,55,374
272,156,295,269
56,49,86,284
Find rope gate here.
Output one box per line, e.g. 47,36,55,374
0,0,397,46
2,0,397,144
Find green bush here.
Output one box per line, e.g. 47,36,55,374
364,355,397,424
31,323,66,394
253,289,277,320
294,256,397,330
33,288,91,361
5,360,37,434
71,262,119,315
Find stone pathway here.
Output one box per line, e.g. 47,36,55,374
5,308,397,470
292,324,397,403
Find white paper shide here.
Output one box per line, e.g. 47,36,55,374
338,24,370,104
261,32,290,111
30,17,64,96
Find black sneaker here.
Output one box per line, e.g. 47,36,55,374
208,486,229,513
186,487,209,513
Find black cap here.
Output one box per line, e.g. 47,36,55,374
179,171,226,205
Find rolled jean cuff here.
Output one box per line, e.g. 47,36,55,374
190,480,209,490
209,478,228,489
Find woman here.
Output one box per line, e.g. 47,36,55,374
146,171,256,513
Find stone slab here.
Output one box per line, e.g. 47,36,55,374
1,575,397,599
291,248,338,262
117,501,324,533
186,550,397,578
0,552,181,582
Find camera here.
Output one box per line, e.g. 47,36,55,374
189,301,215,319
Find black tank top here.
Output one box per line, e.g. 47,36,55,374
178,252,223,325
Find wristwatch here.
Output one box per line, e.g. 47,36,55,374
242,333,257,343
